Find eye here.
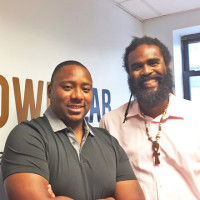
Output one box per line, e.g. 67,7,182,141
134,65,142,71
62,85,72,91
148,59,159,67
150,61,158,66
131,63,143,71
82,87,91,93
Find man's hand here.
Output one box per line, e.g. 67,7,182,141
47,184,55,198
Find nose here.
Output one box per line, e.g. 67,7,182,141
142,64,152,75
71,88,83,101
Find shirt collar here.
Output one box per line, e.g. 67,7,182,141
166,94,184,119
127,100,142,118
44,106,95,136
126,94,184,120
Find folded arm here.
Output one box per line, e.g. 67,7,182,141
4,173,73,200
47,179,145,200
98,180,145,200
113,180,145,200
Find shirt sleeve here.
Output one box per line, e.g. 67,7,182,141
111,135,137,182
1,121,49,181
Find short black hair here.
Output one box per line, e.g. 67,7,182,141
123,36,172,73
50,60,91,84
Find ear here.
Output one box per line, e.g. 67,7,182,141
167,64,170,69
47,83,52,99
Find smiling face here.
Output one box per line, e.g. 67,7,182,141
128,44,173,107
48,64,93,127
128,44,168,90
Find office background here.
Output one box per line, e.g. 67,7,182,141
1,0,200,152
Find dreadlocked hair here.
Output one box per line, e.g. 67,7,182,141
123,94,133,123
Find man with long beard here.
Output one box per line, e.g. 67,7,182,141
100,36,200,200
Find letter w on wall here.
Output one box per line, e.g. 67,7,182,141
13,77,43,123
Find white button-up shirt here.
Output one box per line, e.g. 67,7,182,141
100,94,200,200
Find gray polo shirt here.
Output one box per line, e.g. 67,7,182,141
44,107,94,159
2,107,136,200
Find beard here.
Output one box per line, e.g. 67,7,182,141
128,68,174,108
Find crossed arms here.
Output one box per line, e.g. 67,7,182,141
4,172,145,200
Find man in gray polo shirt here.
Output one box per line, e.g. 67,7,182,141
1,61,145,200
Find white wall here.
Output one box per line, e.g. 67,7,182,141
143,9,200,97
0,0,143,151
2,0,199,152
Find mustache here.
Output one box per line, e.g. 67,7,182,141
139,74,163,82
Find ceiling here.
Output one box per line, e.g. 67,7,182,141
114,0,200,22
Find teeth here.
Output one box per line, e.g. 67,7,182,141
69,105,82,108
145,78,154,81
144,79,156,83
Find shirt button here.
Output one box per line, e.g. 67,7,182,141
72,141,76,145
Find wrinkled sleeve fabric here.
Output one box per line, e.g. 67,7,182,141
1,120,49,181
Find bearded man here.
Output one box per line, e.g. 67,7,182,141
100,36,200,200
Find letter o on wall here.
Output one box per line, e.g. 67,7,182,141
0,75,9,128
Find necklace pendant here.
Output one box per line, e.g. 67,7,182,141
152,141,160,165
154,154,160,165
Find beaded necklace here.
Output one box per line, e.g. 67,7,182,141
143,103,169,165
